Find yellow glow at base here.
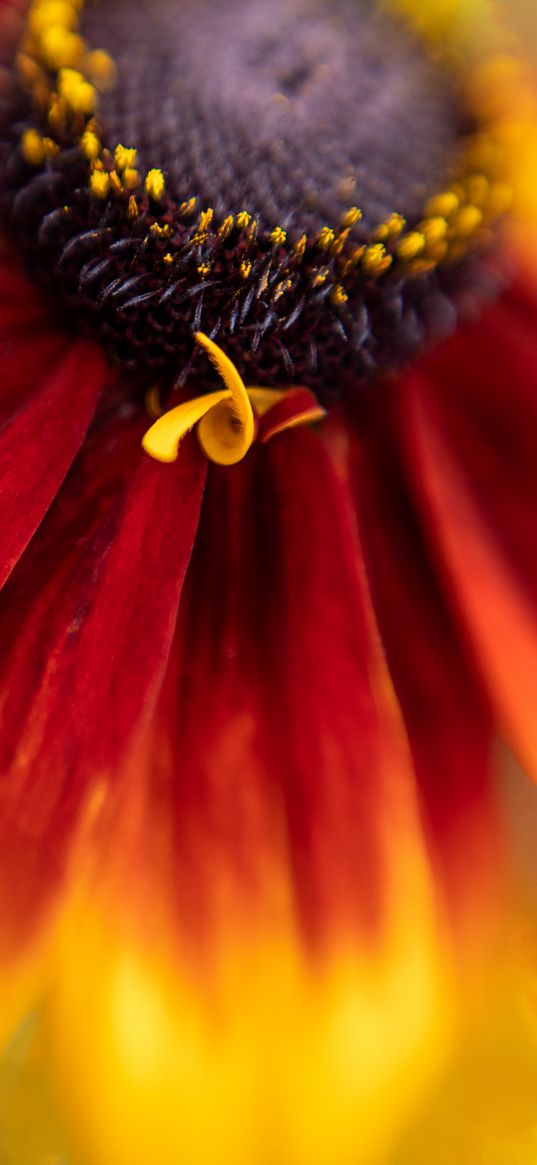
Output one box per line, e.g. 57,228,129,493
43,905,455,1165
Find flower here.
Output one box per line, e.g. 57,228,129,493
1,0,537,1163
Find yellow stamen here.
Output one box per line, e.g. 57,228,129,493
58,66,96,114
317,226,335,251
361,244,393,277
40,28,85,71
396,231,426,262
270,227,287,246
21,128,47,166
331,284,349,306
145,169,166,201
28,2,78,38
85,48,116,90
122,167,140,192
373,213,406,242
218,216,235,241
450,204,483,238
80,129,100,161
114,144,138,172
89,169,110,199
341,206,363,229
424,191,460,219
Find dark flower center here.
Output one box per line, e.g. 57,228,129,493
84,0,456,238
0,0,511,402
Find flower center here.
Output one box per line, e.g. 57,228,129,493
0,0,514,403
82,0,457,239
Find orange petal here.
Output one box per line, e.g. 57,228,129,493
400,284,537,781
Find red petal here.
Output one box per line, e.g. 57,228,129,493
0,339,107,585
258,388,326,443
115,429,447,961
0,415,206,955
343,400,500,945
400,281,537,780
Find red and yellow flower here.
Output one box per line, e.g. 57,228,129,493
1,1,537,1162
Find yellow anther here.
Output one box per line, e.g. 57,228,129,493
330,229,350,258
29,1,78,37
396,232,426,262
179,197,197,217
312,266,330,288
218,216,234,241
373,213,406,242
240,260,252,279
163,252,174,265
270,226,287,246
122,167,140,192
40,27,85,70
361,244,393,277
317,226,335,251
198,263,212,277
114,144,138,172
145,168,166,201
341,206,362,229
85,49,116,90
419,217,448,245
424,191,460,219
108,170,123,195
236,211,251,230
58,67,96,114
127,195,139,220
274,278,293,301
193,208,214,241
21,127,47,166
331,284,349,306
150,223,172,238
89,169,110,199
294,234,307,260
451,205,483,238
80,129,100,161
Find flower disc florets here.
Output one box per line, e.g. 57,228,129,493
0,0,513,402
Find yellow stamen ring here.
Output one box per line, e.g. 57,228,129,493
142,335,326,465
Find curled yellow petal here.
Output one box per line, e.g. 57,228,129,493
142,390,230,463
194,333,256,466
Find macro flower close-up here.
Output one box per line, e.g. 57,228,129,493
2,0,537,1162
